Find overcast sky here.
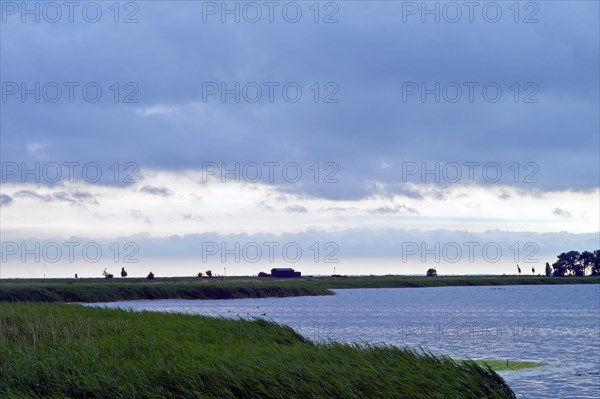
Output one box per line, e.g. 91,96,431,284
1,1,598,278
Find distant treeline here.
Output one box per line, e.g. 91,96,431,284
546,250,600,277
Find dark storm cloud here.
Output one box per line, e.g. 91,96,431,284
1,1,598,199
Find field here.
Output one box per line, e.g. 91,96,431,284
1,274,598,302
0,302,517,399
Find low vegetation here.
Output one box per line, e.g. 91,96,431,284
0,278,332,302
0,302,517,398
472,360,543,371
1,274,599,302
314,275,600,290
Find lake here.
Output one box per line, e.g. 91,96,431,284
87,284,600,399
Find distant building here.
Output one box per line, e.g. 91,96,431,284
271,268,301,278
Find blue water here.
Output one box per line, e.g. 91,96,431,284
87,284,600,398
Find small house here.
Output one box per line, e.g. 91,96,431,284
271,268,301,278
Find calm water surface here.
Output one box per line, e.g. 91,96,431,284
88,284,600,399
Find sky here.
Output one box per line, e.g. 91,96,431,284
1,0,599,278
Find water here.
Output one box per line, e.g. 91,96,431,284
87,284,600,398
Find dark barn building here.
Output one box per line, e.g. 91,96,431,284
271,268,301,278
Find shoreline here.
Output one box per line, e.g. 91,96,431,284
2,277,595,398
1,274,598,303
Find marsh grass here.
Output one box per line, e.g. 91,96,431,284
1,275,598,303
314,275,600,289
0,279,333,302
0,303,516,398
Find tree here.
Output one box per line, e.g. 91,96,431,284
580,250,600,276
566,251,584,276
197,272,203,278
147,272,155,280
426,268,437,277
553,252,571,276
205,270,212,278
550,249,599,277
121,267,128,278
545,262,552,277
591,250,600,275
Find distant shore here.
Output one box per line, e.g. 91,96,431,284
1,274,598,303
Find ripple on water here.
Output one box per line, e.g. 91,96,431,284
86,284,600,398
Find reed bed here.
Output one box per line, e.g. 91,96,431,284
0,303,516,398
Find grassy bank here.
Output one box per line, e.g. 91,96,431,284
1,274,598,302
313,275,600,289
0,279,332,302
0,302,516,398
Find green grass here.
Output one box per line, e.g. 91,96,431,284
0,302,516,398
1,274,598,303
312,275,600,289
0,278,333,302
472,360,543,371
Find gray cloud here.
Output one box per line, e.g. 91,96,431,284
256,201,274,212
0,194,14,206
286,205,308,213
52,191,75,203
553,207,572,218
1,2,597,199
14,190,52,202
368,205,419,215
72,191,95,200
128,210,152,224
498,191,511,200
140,186,172,197
181,213,206,221
321,206,357,213
13,190,97,205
